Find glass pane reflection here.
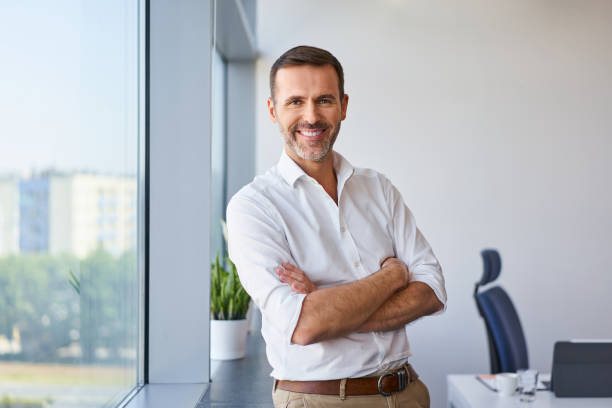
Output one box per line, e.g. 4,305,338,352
0,1,142,407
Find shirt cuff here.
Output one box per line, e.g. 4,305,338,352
287,293,307,345
410,276,447,315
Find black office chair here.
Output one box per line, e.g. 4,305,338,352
474,249,529,374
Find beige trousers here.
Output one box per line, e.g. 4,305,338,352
272,378,430,408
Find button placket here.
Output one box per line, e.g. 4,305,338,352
338,206,363,278
337,190,345,234
311,179,341,232
343,228,365,277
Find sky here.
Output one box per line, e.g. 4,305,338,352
0,1,141,176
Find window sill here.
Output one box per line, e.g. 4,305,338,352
122,383,209,408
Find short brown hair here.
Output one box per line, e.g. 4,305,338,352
270,45,344,102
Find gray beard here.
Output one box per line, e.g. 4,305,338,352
284,122,341,162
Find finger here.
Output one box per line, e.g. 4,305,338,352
381,257,402,269
276,268,291,281
278,264,295,275
380,257,393,267
291,282,307,293
278,270,304,288
281,262,303,273
278,271,294,282
281,269,307,282
278,265,306,279
280,275,297,285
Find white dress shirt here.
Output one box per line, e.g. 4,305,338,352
226,150,446,381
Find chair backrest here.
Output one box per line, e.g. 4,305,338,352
474,249,529,373
479,249,502,286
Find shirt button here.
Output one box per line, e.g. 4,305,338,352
340,226,346,233
354,261,360,268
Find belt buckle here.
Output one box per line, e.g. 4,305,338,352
377,369,407,397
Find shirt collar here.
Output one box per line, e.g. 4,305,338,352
277,149,307,187
333,151,355,192
277,149,355,188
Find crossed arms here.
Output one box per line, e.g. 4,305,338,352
277,258,444,346
226,189,446,348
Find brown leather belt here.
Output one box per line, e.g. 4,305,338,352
276,364,418,397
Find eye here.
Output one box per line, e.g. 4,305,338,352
289,99,302,105
319,98,330,104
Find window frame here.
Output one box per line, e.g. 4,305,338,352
122,0,257,405
123,0,213,405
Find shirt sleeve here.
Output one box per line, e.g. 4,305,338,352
384,178,447,312
226,194,306,344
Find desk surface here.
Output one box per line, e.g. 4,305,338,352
447,375,612,408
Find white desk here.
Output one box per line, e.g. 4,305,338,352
447,375,612,408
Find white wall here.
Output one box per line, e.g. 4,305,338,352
255,1,612,406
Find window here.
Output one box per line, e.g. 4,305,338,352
211,48,228,259
0,1,144,407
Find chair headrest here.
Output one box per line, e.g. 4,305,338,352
479,249,501,285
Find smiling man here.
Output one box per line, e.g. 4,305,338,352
226,46,446,408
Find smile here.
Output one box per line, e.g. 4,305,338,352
297,128,326,139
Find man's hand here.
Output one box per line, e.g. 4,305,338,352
276,263,317,294
380,257,410,285
356,281,444,332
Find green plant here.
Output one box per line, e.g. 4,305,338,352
210,253,250,320
67,269,80,295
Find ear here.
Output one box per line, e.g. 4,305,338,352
267,97,277,123
340,94,349,121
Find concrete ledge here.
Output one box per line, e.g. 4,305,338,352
123,383,209,408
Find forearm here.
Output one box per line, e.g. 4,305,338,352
291,266,405,345
356,281,443,333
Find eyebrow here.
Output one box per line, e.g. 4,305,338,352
317,94,337,101
283,94,338,104
283,95,303,104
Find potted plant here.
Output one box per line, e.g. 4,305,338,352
210,252,251,360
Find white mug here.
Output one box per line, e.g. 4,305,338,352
496,373,518,396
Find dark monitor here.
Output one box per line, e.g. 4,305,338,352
551,340,612,398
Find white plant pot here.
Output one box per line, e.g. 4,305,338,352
210,319,249,360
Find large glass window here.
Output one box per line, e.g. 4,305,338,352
211,47,227,260
0,1,144,407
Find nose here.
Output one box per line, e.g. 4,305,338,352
302,100,318,124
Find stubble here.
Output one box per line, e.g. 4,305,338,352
281,121,341,162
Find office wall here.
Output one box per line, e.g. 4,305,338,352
254,1,612,406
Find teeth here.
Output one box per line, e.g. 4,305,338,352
300,129,323,137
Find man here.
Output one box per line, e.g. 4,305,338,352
226,45,446,408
